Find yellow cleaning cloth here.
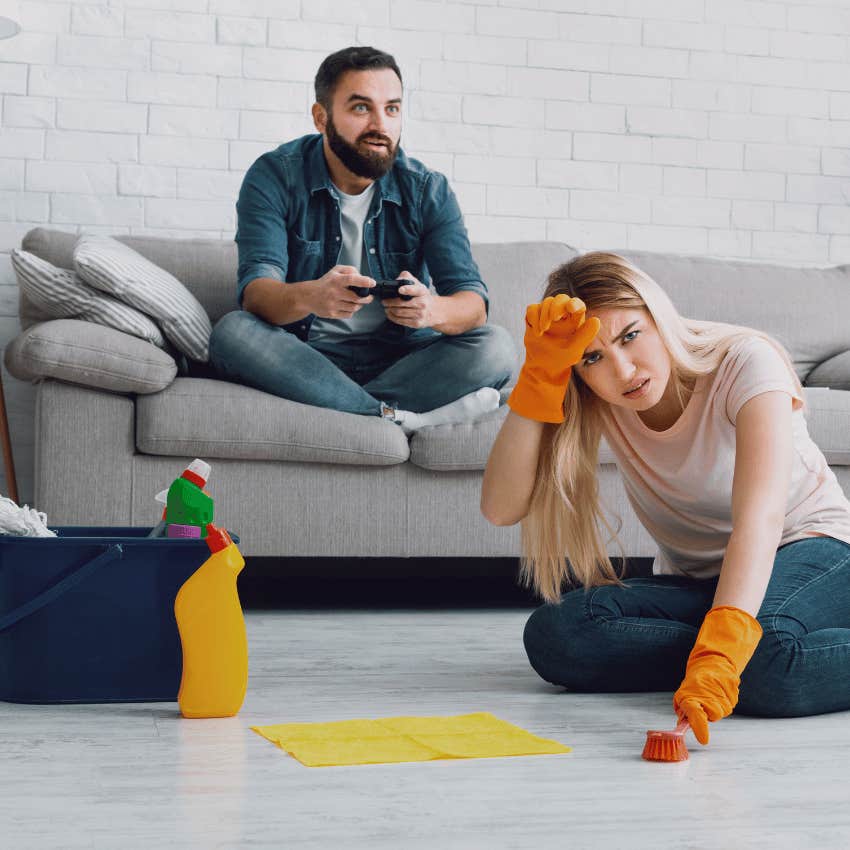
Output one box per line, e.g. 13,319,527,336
251,711,571,767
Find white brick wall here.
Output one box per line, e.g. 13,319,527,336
0,0,849,502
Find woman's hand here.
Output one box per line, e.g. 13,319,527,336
673,606,763,744
507,294,601,423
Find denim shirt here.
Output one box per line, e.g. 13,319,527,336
235,133,488,343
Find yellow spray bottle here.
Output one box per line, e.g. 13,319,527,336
175,524,248,718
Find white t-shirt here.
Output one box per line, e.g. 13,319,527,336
601,336,850,578
308,183,386,346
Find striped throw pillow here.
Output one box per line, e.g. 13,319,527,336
73,234,213,363
11,250,167,349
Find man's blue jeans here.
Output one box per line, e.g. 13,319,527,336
523,536,850,717
208,310,517,415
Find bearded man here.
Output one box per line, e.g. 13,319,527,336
210,46,515,433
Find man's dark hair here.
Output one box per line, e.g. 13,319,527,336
314,46,402,110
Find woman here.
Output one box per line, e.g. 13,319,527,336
481,252,850,745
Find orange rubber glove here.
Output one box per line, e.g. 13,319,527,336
507,295,601,423
673,606,763,745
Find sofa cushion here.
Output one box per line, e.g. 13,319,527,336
409,389,850,471
408,404,617,471
11,249,167,349
805,352,850,391
3,319,177,394
136,378,410,465
73,234,213,363
21,226,238,328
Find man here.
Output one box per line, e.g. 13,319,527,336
210,46,516,433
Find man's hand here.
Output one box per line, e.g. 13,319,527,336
310,265,375,319
382,272,441,329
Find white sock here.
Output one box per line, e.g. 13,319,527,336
385,387,501,435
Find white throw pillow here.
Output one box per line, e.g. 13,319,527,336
11,249,167,349
73,234,212,362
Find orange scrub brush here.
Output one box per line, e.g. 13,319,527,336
642,718,690,762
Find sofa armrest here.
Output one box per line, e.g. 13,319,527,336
805,351,850,391
4,318,177,395
34,380,135,524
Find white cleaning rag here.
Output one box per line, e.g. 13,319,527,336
0,496,56,537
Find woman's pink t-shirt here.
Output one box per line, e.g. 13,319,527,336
602,336,850,578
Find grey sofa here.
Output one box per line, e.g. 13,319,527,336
6,227,850,559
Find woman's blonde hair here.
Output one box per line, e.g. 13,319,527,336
520,251,803,603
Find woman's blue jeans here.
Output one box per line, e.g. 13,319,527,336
208,310,517,415
523,536,850,717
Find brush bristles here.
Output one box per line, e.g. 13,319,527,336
642,731,689,762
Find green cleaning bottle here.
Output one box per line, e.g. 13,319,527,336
166,458,214,537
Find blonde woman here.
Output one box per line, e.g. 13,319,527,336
481,252,850,745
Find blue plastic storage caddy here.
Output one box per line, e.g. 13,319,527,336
0,527,239,704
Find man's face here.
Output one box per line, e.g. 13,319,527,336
319,68,403,180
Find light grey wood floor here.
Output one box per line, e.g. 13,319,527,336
3,609,849,850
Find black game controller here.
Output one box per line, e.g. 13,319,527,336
348,279,414,301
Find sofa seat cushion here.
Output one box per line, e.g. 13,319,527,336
409,389,850,472
409,404,617,471
136,378,410,465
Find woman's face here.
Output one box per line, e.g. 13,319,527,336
576,306,676,415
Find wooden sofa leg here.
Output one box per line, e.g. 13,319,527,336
0,368,18,504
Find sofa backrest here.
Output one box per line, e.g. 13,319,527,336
471,241,578,358
19,228,850,382
473,242,850,383
617,250,850,382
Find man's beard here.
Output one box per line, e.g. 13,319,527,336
325,113,399,180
